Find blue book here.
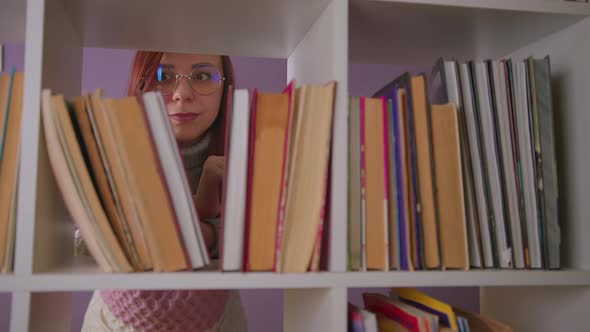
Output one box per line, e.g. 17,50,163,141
0,67,16,164
374,72,423,270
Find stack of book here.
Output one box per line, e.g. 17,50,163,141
348,56,560,271
0,68,23,274
42,80,336,273
349,288,513,332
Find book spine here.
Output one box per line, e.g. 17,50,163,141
360,96,367,272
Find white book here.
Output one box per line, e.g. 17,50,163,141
514,62,542,269
360,309,378,332
474,62,512,269
445,60,482,269
221,89,251,271
459,63,494,268
492,60,525,269
142,92,209,269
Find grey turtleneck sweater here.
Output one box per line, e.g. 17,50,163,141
179,133,211,195
179,133,220,258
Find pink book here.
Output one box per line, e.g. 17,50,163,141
363,293,421,332
273,81,295,272
218,85,234,270
241,89,257,272
359,97,367,271
309,80,338,272
381,96,391,270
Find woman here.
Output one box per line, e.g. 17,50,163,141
81,51,248,332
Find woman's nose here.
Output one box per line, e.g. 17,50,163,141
172,77,194,102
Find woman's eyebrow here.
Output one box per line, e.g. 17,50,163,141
192,63,211,68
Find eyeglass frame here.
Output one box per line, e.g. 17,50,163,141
138,62,227,96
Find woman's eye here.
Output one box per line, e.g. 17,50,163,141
160,72,172,81
193,72,211,81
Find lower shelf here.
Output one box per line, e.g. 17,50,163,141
3,269,590,292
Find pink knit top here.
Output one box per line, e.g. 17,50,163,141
100,290,230,331
99,134,229,331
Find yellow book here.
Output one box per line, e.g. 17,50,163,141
392,287,458,331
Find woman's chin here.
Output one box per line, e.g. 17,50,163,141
174,129,205,146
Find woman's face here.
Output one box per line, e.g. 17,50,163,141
158,53,224,146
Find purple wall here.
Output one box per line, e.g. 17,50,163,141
0,292,11,332
2,44,478,332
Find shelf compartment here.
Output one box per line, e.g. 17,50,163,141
350,0,590,65
59,0,331,58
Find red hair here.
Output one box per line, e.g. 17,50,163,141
127,51,235,156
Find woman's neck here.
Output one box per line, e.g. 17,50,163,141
179,133,211,194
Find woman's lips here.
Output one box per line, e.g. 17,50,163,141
168,112,199,123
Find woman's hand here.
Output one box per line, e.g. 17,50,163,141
194,156,225,220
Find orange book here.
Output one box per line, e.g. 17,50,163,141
69,95,143,271
41,90,132,272
397,88,414,271
431,103,469,269
410,75,440,269
279,82,336,273
363,97,390,271
104,97,189,272
247,90,290,271
274,82,296,272
0,71,23,271
88,90,153,270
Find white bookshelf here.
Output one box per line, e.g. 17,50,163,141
2,0,589,331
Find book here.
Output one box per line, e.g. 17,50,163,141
430,58,483,269
459,62,495,268
280,81,336,273
490,60,525,269
361,308,379,332
349,303,366,332
374,73,421,270
363,293,422,332
348,96,363,271
392,287,458,331
88,90,153,270
395,88,413,271
474,61,512,269
246,89,290,271
409,74,441,270
41,90,132,273
69,94,143,270
431,103,469,270
529,56,560,269
275,82,297,272
513,61,542,269
220,88,251,271
42,89,212,273
453,306,512,332
385,98,400,270
101,96,191,271
363,96,390,271
0,69,22,272
142,92,209,270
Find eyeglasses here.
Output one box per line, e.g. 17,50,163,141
147,63,226,96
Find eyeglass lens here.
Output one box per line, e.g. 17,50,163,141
155,63,223,95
